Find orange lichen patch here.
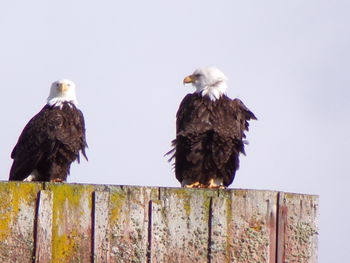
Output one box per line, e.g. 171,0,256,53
249,219,264,232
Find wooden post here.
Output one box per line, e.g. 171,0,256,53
35,190,53,263
150,188,215,263
0,182,42,263
277,192,319,263
45,183,95,263
0,182,318,263
93,186,158,263
210,190,278,263
93,191,110,263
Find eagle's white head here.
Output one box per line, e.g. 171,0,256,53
47,79,78,107
183,67,228,101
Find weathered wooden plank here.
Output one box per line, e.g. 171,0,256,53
151,188,214,263
208,191,227,263
46,183,95,263
35,190,53,263
0,182,42,263
0,181,319,263
210,189,278,263
104,186,158,263
93,191,110,263
277,192,319,263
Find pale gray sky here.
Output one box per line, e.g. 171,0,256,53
0,1,349,262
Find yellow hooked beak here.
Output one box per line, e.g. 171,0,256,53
183,74,196,84
58,83,69,92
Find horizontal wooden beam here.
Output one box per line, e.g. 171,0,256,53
0,182,318,263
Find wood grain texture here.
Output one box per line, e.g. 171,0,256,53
35,190,53,263
46,183,95,263
210,189,278,263
0,182,318,263
93,191,110,263
100,186,158,263
0,182,42,263
151,188,215,263
277,192,319,263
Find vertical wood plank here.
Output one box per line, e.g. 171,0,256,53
151,188,214,263
210,189,278,263
277,192,319,263
106,186,158,263
35,190,53,263
0,182,42,263
93,191,110,263
46,183,95,263
209,190,229,263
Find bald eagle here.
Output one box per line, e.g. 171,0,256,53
9,79,88,182
168,67,256,188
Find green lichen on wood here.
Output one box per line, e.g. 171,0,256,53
152,188,215,262
201,189,217,224
225,191,233,260
167,188,215,218
108,186,157,263
288,222,318,261
0,182,318,263
0,182,41,262
284,192,314,201
225,190,275,263
170,188,193,217
231,225,269,262
202,195,211,223
233,189,248,198
109,189,127,223
0,182,41,241
282,193,319,262
48,183,94,263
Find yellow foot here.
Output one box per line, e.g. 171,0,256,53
183,179,226,189
184,182,201,188
208,185,226,189
51,178,63,183
207,178,226,189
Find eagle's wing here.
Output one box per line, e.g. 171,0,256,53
171,94,213,183
77,109,88,162
230,98,257,140
9,106,59,180
209,97,256,186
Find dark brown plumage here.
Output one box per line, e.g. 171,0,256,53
170,93,256,188
168,67,256,188
9,80,87,182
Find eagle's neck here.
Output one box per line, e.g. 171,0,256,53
198,81,227,101
47,97,78,109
